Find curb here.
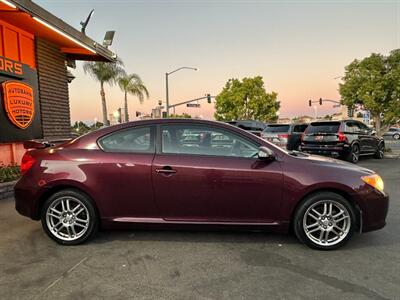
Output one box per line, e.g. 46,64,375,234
0,180,17,200
385,150,400,159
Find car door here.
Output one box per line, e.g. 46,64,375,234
355,121,376,153
95,125,158,219
152,123,283,223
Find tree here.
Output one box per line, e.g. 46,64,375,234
72,121,90,135
118,73,149,122
83,58,125,126
339,50,400,135
91,121,104,130
214,76,280,122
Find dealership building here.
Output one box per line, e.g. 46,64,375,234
0,0,115,165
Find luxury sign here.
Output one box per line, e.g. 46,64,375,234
2,81,35,129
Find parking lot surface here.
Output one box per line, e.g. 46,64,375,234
0,157,399,300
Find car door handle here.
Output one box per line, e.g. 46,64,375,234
155,167,177,174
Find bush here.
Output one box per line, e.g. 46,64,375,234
0,165,21,183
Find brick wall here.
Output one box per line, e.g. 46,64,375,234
36,38,71,139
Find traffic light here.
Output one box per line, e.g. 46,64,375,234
207,94,211,103
347,107,354,117
319,98,323,105
308,99,312,107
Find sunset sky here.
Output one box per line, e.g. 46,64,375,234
36,0,399,123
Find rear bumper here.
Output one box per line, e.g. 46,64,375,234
301,144,350,157
14,177,42,220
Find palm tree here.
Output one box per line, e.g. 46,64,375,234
83,58,124,126
118,73,149,122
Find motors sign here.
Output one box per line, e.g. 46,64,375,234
0,58,42,142
2,81,35,129
0,56,24,78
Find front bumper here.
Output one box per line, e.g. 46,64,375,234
356,185,389,233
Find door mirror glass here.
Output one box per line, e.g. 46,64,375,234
258,146,275,160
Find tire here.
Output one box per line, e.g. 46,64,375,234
345,144,360,163
374,142,385,159
393,133,400,140
293,192,356,250
41,189,98,245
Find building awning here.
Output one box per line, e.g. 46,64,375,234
0,0,116,62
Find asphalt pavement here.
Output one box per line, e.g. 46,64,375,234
0,157,399,300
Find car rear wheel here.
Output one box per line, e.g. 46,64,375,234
293,192,356,250
41,189,98,245
374,142,385,159
393,133,400,140
346,144,360,163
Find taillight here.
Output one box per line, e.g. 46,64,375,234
21,152,36,175
278,134,289,139
337,132,347,142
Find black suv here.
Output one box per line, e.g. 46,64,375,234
226,120,266,137
261,123,308,150
301,120,384,163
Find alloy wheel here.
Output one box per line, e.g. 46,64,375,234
377,143,384,158
45,196,90,241
352,145,360,163
302,200,351,247
394,133,400,140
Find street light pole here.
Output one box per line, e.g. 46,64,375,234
165,72,169,117
165,66,197,118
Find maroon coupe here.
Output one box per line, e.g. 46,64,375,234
14,119,389,250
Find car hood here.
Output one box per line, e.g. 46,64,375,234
291,153,375,175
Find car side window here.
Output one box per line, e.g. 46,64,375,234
161,125,259,158
99,126,154,153
345,122,357,133
355,122,369,134
293,125,308,133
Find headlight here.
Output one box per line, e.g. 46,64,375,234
361,174,384,193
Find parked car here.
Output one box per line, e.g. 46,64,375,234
226,120,266,136
301,120,384,163
383,127,400,140
261,123,308,150
15,119,388,250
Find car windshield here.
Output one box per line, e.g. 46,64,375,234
305,122,340,134
263,125,290,133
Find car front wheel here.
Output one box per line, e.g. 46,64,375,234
293,192,356,250
393,133,400,140
41,189,98,245
374,142,385,159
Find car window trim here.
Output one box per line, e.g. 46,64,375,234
155,123,261,158
97,125,156,154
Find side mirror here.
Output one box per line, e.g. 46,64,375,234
258,146,275,160
371,130,377,136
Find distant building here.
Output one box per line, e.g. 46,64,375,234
297,115,314,123
0,0,115,165
277,117,291,124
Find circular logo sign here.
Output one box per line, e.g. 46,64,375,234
2,81,35,129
